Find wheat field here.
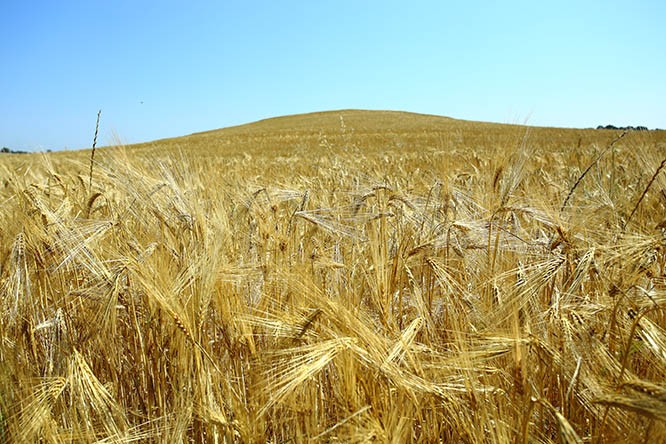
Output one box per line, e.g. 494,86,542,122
1,110,665,443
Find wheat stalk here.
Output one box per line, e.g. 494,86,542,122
88,109,101,190
623,157,666,230
560,131,626,212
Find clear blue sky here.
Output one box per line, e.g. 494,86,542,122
2,1,665,151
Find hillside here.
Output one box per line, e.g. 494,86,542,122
191,109,463,136
130,108,488,156
121,109,665,159
0,109,665,442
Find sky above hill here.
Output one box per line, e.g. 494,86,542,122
1,1,665,151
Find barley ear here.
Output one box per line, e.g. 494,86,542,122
88,109,101,191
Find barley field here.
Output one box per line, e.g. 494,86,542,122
1,110,665,443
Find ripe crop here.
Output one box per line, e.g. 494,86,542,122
0,111,665,442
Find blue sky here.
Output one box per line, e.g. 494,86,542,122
1,1,664,151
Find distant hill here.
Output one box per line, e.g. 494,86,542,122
191,109,463,136
104,109,666,157
145,109,531,143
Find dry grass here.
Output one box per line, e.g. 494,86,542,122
0,110,665,443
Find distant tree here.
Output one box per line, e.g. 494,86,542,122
597,125,649,131
1,146,27,154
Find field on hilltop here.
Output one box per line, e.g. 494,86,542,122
1,110,665,443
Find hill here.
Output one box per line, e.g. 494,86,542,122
1,109,665,442
126,109,665,158
191,109,463,135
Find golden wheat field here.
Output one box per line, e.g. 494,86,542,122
1,110,665,443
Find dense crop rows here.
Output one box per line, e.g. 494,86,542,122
1,111,665,442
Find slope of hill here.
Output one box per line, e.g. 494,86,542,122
1,109,665,442
191,109,462,136
121,109,666,160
